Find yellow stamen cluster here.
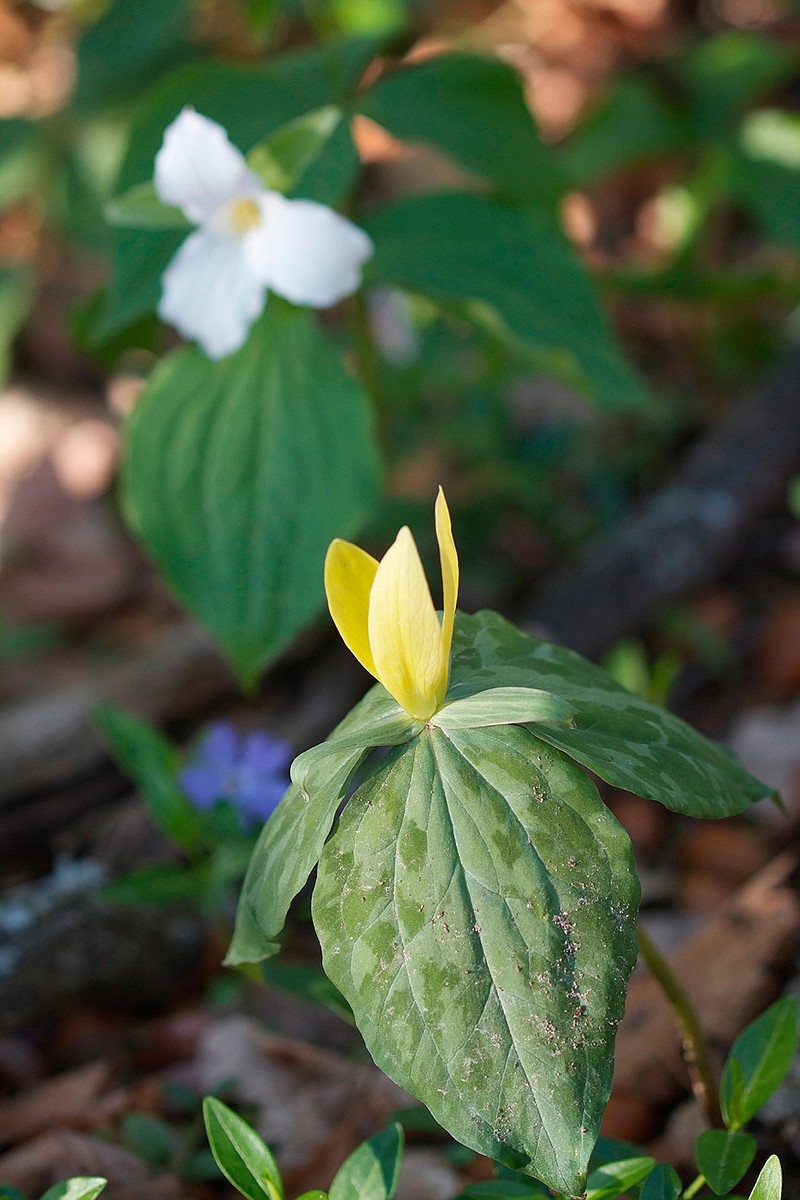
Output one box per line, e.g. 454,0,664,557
227,197,261,234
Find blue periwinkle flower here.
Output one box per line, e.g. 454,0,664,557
180,721,292,827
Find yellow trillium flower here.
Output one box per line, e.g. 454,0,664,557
324,488,459,722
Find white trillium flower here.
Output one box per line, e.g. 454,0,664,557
154,107,374,359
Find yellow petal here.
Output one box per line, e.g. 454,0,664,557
368,526,447,721
324,538,379,678
435,486,459,665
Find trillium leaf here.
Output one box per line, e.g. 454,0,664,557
449,611,770,818
39,1180,108,1200
313,724,639,1199
364,192,653,414
228,686,418,965
123,303,380,687
432,686,574,731
720,997,799,1131
358,54,564,207
748,1155,782,1200
105,181,191,230
695,1130,758,1196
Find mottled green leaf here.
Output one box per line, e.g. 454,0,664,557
695,1130,757,1195
329,1124,403,1200
203,1097,283,1200
123,304,379,686
359,54,563,206
721,997,798,1131
313,725,639,1198
365,192,652,413
447,611,769,818
228,687,417,965
431,687,574,731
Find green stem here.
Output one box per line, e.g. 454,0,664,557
682,1173,707,1199
636,924,721,1126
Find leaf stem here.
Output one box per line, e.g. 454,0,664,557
682,1173,707,1199
636,924,721,1126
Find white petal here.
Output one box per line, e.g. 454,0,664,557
245,194,373,308
154,108,260,225
159,229,266,359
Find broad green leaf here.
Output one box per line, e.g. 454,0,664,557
93,704,203,850
732,111,800,249
365,192,652,413
329,1124,403,1200
105,182,191,230
560,78,687,184
248,106,345,194
203,1097,283,1200
431,687,574,731
749,1156,782,1200
640,1163,681,1200
720,997,798,1131
447,611,769,818
585,1156,655,1200
695,1130,757,1196
359,54,563,206
313,724,639,1198
39,1182,107,1200
72,0,193,112
676,31,798,138
97,39,378,339
228,686,417,965
123,303,380,686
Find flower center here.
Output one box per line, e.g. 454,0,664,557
227,196,261,235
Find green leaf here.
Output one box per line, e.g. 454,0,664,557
248,106,346,194
123,304,380,686
463,1184,549,1200
748,1156,782,1200
365,192,653,414
720,997,799,1131
73,0,193,112
640,1163,681,1200
313,724,640,1198
448,610,769,818
695,1130,757,1196
121,1113,176,1167
228,687,417,965
0,1186,28,1200
329,1124,404,1200
98,864,206,907
39,1182,107,1200
584,1156,655,1200
560,78,687,185
105,181,191,230
296,1194,327,1200
359,54,563,206
93,704,203,850
431,687,574,731
203,1097,283,1200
